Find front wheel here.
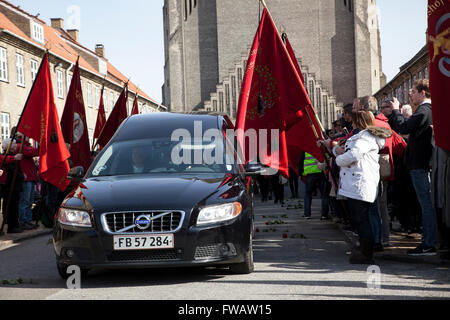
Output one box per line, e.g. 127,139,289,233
230,235,254,274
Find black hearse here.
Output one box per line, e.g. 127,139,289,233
53,113,258,278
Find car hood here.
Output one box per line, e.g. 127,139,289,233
69,174,242,213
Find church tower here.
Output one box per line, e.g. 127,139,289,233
162,0,383,128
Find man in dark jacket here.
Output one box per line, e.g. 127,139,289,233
387,79,438,256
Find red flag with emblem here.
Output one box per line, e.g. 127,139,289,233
17,53,70,191
96,84,128,149
60,59,92,172
235,9,323,178
428,0,450,151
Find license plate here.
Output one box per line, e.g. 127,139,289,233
113,234,174,250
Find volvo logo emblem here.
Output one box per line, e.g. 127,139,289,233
135,215,152,230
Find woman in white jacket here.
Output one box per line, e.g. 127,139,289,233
334,110,392,264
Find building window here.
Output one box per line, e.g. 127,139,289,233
194,0,197,8
0,47,7,82
15,53,24,87
184,0,188,20
231,76,237,118
237,68,243,91
219,92,224,113
31,59,38,82
31,21,44,44
1,112,10,141
103,90,108,112
67,73,72,91
225,84,230,114
316,88,322,115
308,81,315,105
87,82,92,107
57,70,64,98
95,85,101,109
110,92,115,110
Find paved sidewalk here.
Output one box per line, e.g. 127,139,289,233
0,223,53,251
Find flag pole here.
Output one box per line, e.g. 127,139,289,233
258,0,326,138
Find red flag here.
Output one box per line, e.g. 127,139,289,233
283,34,325,174
283,34,305,84
235,9,323,178
17,53,70,191
131,94,139,115
60,60,92,172
93,85,106,142
96,85,128,149
428,0,450,151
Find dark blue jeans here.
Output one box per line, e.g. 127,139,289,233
19,181,35,225
409,169,438,247
304,173,329,217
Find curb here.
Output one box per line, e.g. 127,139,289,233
0,228,53,250
333,222,449,266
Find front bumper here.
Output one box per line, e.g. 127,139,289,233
53,216,251,270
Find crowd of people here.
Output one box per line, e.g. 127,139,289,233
254,79,450,264
0,128,93,235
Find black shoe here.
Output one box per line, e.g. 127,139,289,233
302,215,311,220
320,216,330,221
407,244,437,257
20,223,35,231
8,227,24,234
373,243,384,252
349,251,375,265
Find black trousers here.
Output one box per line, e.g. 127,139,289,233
347,198,375,247
288,167,299,198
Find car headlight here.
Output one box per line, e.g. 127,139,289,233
197,202,243,226
58,208,92,227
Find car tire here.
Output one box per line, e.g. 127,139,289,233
230,235,254,274
56,262,90,280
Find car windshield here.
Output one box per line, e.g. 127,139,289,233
88,137,235,177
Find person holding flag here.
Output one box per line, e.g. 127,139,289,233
235,4,324,180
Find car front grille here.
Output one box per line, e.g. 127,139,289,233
102,211,184,234
107,249,181,262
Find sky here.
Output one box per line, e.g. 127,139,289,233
10,0,428,104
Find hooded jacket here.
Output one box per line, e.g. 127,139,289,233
335,126,392,203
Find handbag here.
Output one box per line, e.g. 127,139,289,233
379,153,391,180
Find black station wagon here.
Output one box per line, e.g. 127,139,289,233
53,113,258,278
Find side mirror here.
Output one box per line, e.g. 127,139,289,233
68,166,85,182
